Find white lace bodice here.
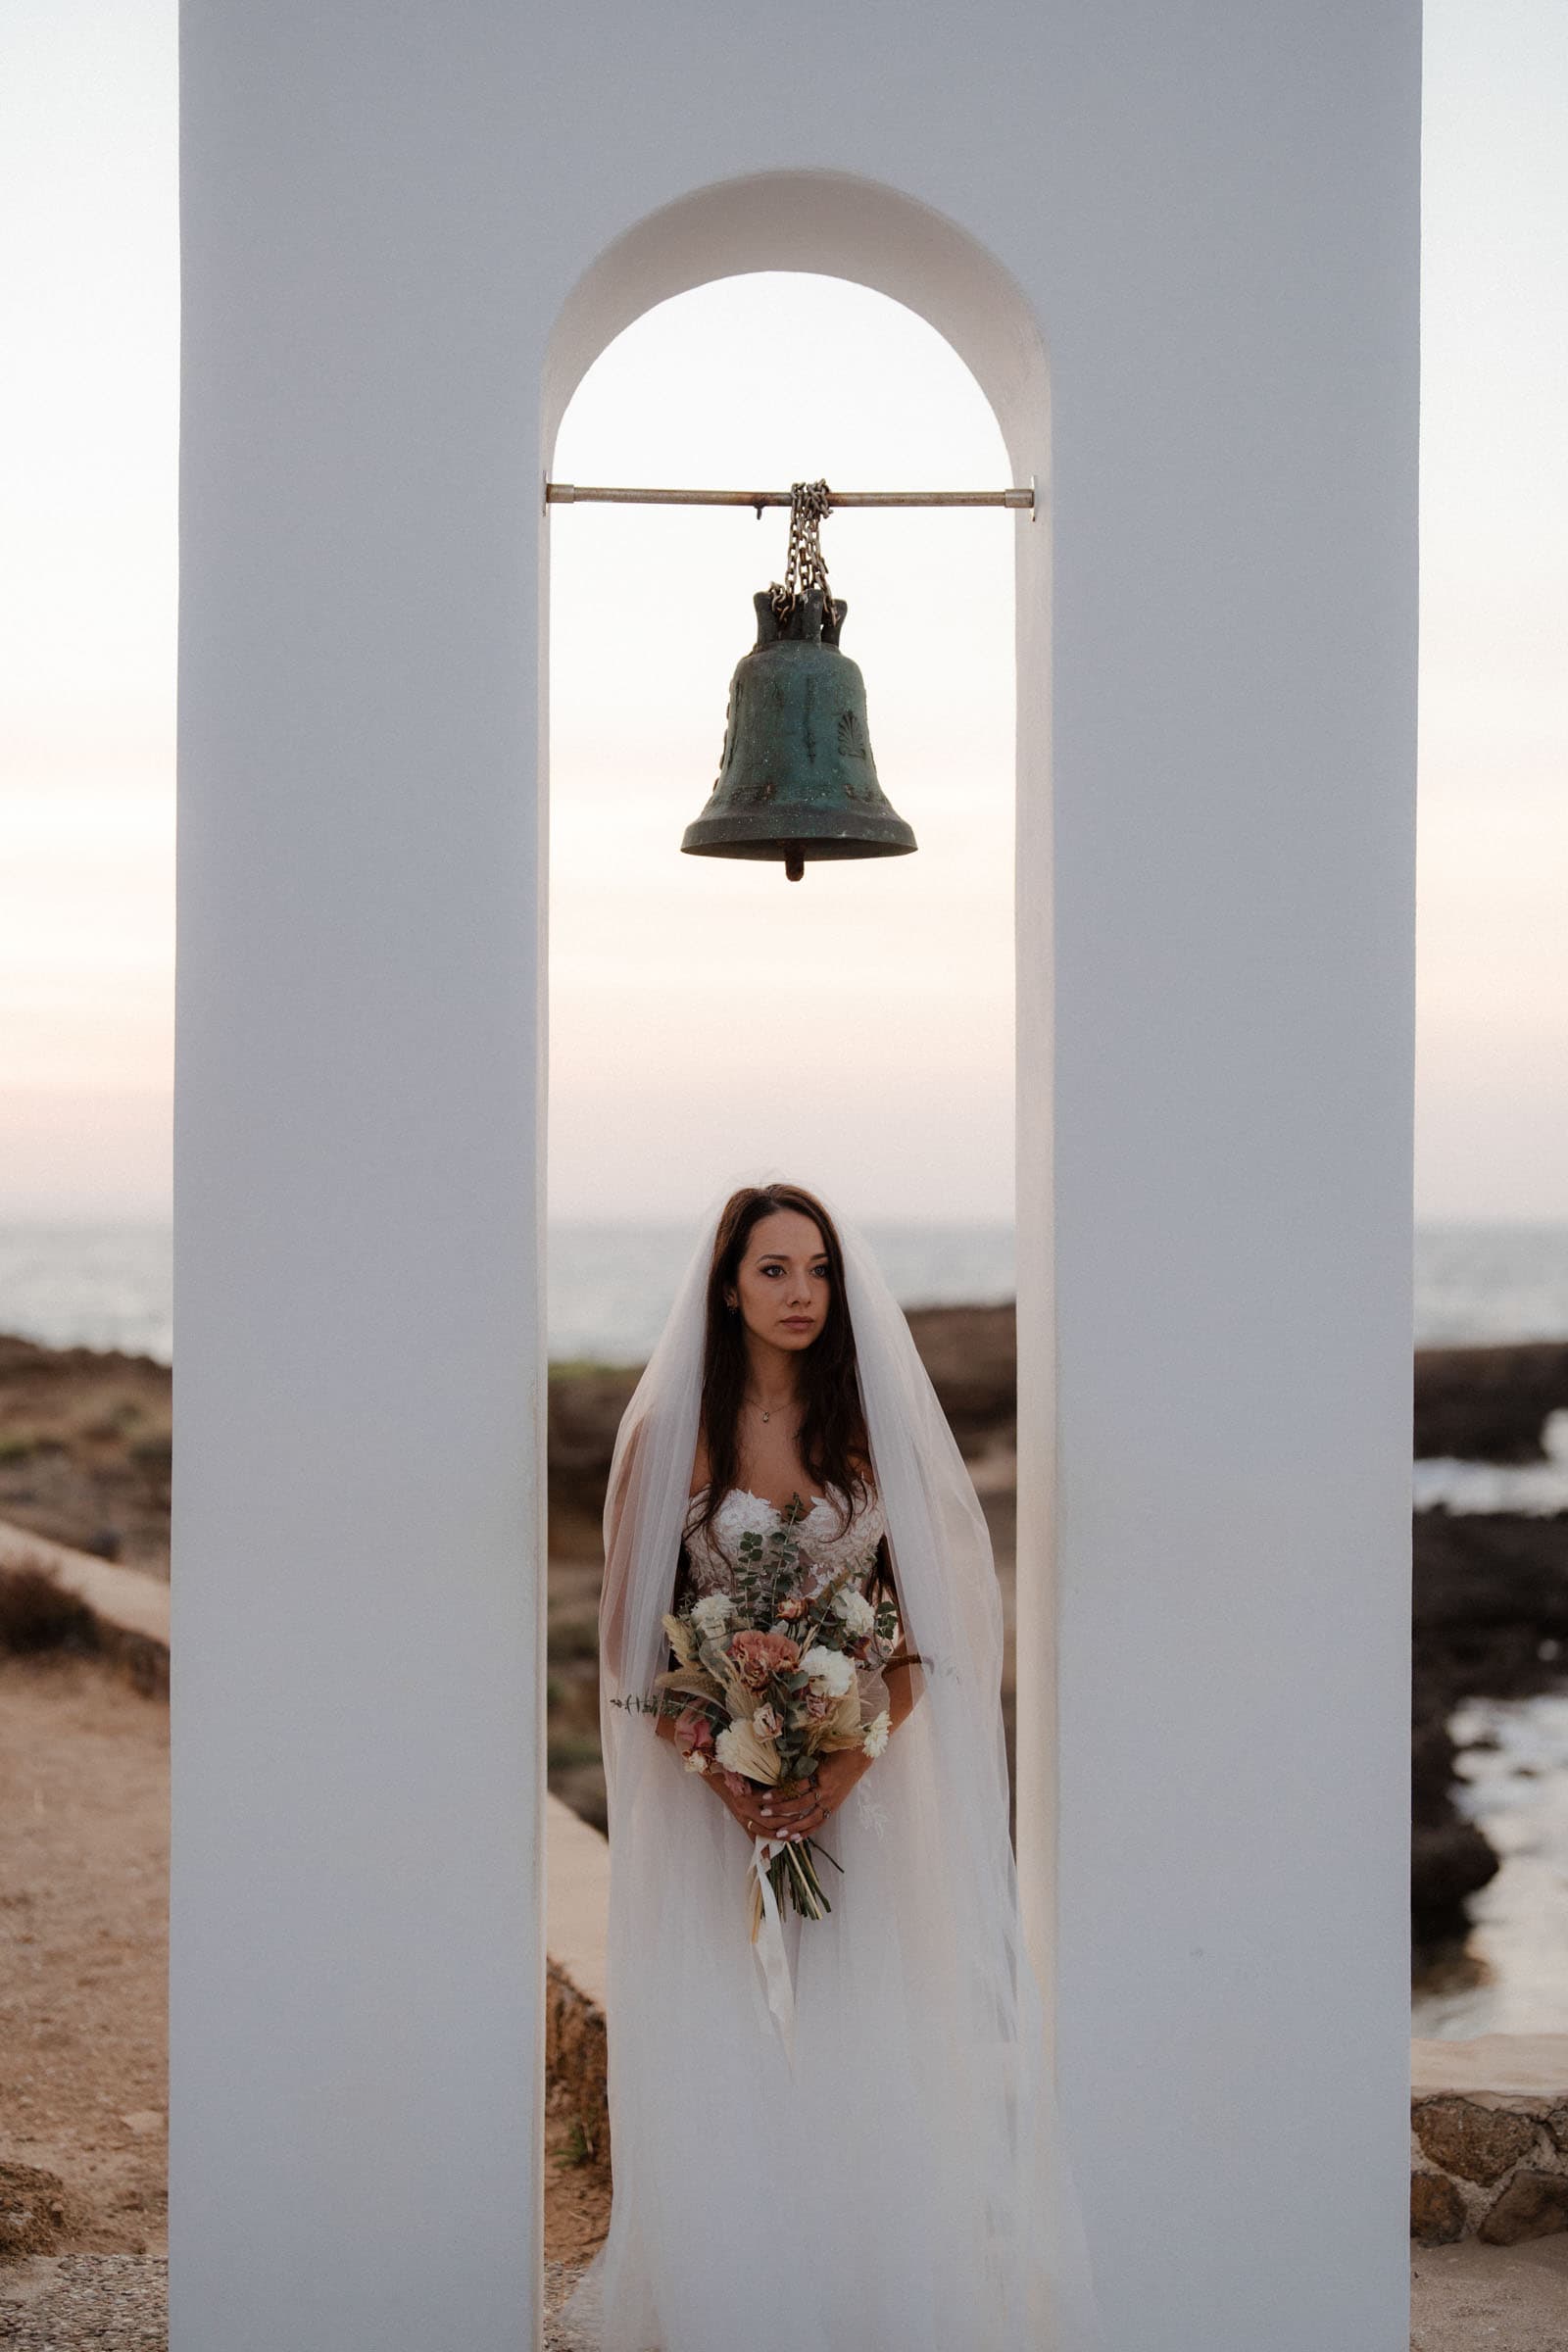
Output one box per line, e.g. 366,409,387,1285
682,1480,887,1598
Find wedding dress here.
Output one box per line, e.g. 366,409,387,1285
557,1188,1105,2352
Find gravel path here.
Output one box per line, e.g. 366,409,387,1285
0,2255,596,2346
0,2255,166,2348
7,2242,1568,2349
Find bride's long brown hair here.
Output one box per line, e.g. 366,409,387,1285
685,1184,876,1555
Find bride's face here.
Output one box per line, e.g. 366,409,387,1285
728,1209,831,1354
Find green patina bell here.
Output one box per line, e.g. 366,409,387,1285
681,587,917,882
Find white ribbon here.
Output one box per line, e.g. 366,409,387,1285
748,1834,797,2070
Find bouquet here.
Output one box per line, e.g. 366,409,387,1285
652,1495,900,1929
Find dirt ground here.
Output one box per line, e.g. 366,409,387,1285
0,1651,169,2256
0,1645,610,2280
1410,2231,1568,2349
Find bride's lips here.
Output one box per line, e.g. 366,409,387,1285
781,1316,815,1331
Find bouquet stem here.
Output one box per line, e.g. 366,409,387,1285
770,1831,843,1921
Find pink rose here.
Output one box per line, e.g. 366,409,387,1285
805,1690,832,1722
674,1706,715,1760
753,1703,783,1739
777,1595,807,1621
729,1630,801,1691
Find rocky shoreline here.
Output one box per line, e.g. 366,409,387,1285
1413,1506,1568,1940
1408,1341,1568,1947
4,1316,1567,1955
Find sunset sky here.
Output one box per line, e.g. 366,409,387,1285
2,0,1564,1225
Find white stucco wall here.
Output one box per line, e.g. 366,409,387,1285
173,6,1419,2348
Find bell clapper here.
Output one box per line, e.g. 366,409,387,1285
785,849,805,882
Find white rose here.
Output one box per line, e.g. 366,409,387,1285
683,1749,710,1774
800,1644,855,1700
831,1588,875,1639
860,1709,891,1760
690,1592,734,1642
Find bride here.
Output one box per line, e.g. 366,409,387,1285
558,1181,1104,2352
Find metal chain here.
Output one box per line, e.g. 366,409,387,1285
769,480,840,629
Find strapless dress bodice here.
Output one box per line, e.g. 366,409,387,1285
683,1480,886,1598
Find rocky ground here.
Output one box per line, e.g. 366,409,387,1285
6,1313,1565,1940
0,1305,1018,1588
3,1318,1568,1921
0,1339,171,1579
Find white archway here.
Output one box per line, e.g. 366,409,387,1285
173,14,1419,2343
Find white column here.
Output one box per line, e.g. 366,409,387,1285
172,8,546,2346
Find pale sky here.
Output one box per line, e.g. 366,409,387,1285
1,2,1564,1223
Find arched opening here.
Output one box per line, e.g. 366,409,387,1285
538,174,1061,2286
547,272,1016,1227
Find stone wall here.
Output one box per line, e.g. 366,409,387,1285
1412,2092,1568,2244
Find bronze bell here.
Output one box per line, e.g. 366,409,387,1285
681,588,917,881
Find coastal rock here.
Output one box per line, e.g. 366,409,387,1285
1415,1341,1568,1463
1415,1509,1568,1673
1411,1814,1500,1937
1410,1700,1498,1936
1411,1506,1568,1943
903,1303,1015,1449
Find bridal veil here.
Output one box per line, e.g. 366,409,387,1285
559,1183,1105,2352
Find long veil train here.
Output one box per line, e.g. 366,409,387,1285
558,1182,1105,2352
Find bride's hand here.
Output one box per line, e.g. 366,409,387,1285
707,1768,795,1841
710,1769,817,1842
758,1748,867,1839
806,1746,870,1826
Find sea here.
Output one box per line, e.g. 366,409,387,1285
4,1218,1568,1372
